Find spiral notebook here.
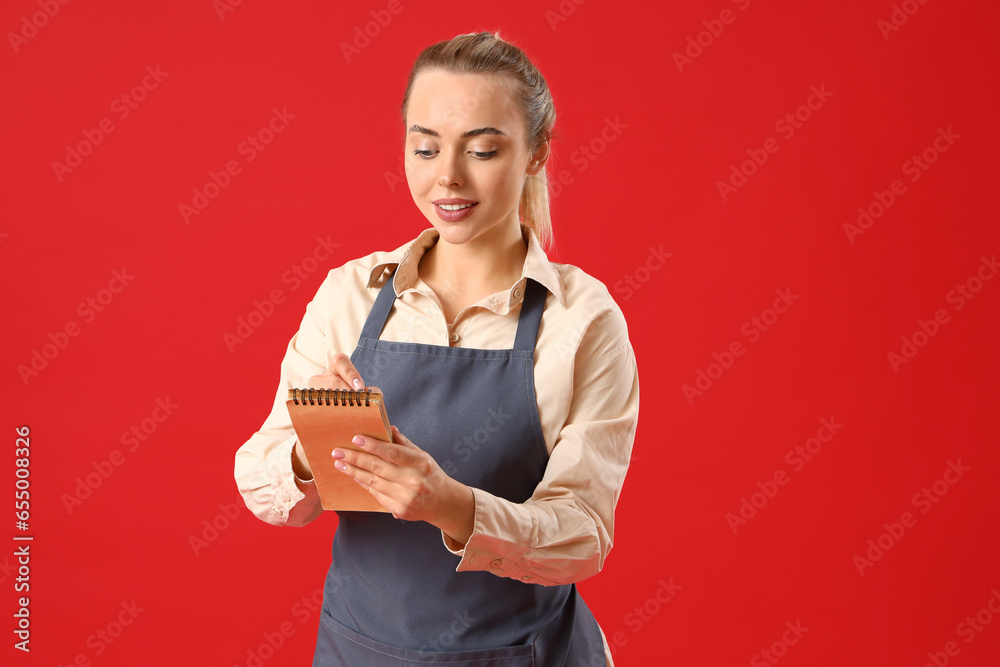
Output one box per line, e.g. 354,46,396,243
286,388,392,512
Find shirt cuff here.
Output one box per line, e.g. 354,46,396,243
242,434,321,526
285,440,322,525
440,487,558,586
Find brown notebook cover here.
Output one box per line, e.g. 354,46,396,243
286,388,392,512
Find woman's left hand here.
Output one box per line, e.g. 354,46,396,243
333,426,475,544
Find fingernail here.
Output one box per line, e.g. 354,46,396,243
353,378,364,390
334,461,347,471
332,449,345,460
352,435,365,447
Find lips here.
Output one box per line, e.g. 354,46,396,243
433,198,477,208
432,198,478,222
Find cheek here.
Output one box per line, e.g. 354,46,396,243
491,165,525,204
472,160,518,195
404,160,433,195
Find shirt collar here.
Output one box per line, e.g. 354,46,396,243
366,225,566,308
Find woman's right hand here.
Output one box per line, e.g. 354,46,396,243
292,354,368,480
306,353,367,392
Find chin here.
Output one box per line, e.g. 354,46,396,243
431,224,479,246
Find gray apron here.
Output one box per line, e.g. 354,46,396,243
312,273,606,666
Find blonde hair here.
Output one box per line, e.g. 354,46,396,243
401,32,557,250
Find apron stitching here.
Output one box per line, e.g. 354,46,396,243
357,339,532,361
329,623,531,664
522,362,547,462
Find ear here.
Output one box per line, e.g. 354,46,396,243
525,137,550,176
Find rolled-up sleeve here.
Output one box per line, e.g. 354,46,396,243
233,244,409,528
234,328,324,526
234,428,322,527
234,278,345,527
444,305,639,586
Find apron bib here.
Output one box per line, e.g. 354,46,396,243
313,274,605,666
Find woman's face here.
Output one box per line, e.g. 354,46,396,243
404,70,545,248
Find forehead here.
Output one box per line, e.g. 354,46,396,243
406,70,523,137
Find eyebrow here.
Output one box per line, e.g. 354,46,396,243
407,125,506,138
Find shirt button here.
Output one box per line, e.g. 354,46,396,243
521,575,532,581
513,287,523,300
449,332,460,344
490,558,503,569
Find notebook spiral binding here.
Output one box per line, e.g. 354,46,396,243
289,388,373,407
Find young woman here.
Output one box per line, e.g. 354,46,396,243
235,31,639,666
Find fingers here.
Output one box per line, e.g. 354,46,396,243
391,425,417,448
334,450,376,477
347,471,407,518
306,370,345,390
306,353,365,391
330,353,365,390
335,436,407,473
333,430,448,523
332,433,424,489
333,450,403,498
334,450,423,519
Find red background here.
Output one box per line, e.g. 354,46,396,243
3,0,999,665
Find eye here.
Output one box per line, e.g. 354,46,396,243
411,148,498,160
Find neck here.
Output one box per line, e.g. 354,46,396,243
420,221,528,305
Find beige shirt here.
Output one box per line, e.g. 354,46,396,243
234,225,638,661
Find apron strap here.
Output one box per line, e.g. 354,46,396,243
357,269,399,341
359,269,549,350
512,278,548,351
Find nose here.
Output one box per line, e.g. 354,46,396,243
436,149,464,188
